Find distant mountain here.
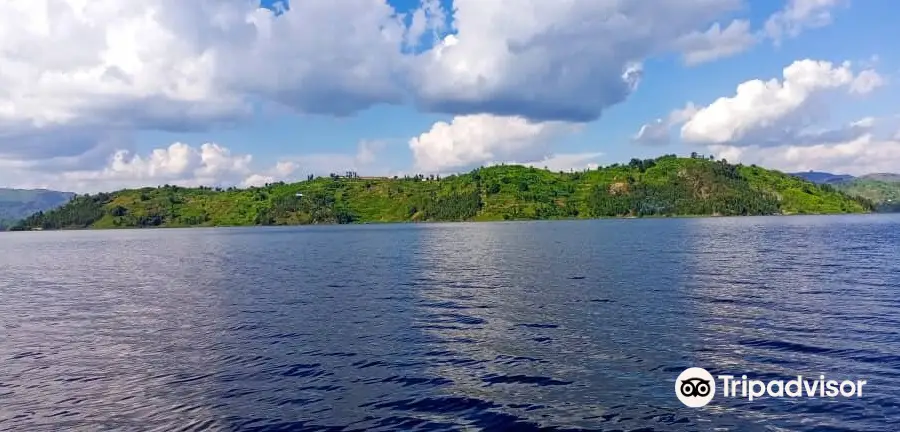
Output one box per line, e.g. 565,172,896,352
857,173,900,183
832,178,900,213
0,189,76,229
789,171,900,212
790,171,856,184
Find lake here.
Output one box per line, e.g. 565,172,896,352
1,215,899,431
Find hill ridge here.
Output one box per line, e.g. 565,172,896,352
10,156,874,230
0,189,76,229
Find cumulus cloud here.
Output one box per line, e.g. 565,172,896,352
0,142,259,192
0,0,408,127
681,59,884,146
0,0,748,132
503,152,605,172
708,134,900,175
0,0,760,180
674,20,758,66
240,160,300,187
0,0,863,191
412,0,741,122
632,103,699,145
66,143,253,189
409,114,582,173
0,0,409,175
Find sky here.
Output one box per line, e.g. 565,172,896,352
1,0,899,193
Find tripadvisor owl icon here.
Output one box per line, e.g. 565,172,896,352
676,367,716,407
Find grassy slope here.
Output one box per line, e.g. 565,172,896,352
12,156,873,230
741,166,870,214
833,178,900,212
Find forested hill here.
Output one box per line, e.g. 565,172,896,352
0,189,75,229
833,177,900,213
11,155,873,230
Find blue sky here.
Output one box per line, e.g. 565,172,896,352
0,0,898,191
141,0,899,169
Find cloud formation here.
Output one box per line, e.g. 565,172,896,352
632,103,699,145
0,0,870,192
674,20,758,66
672,0,847,65
502,152,605,173
0,142,256,193
681,59,883,146
409,114,581,173
0,0,750,168
709,133,900,175
765,0,847,44
411,0,741,121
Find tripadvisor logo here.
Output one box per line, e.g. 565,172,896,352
676,367,716,407
675,367,868,408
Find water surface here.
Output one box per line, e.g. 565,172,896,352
1,215,899,431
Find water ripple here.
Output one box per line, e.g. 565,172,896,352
1,216,899,430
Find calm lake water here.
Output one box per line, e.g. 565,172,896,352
1,215,899,431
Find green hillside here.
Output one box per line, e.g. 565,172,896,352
0,189,75,229
10,155,873,231
834,177,900,213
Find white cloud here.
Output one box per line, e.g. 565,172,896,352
271,140,399,178
765,0,846,44
507,152,605,172
411,0,742,121
672,0,849,66
67,143,252,189
0,138,396,192
240,161,306,187
0,0,867,191
708,134,900,175
633,103,698,145
850,70,886,95
0,0,748,132
0,142,258,192
0,0,757,178
409,114,581,173
0,2,249,134
700,115,900,174
681,59,884,146
241,174,276,188
0,0,407,171
674,20,758,66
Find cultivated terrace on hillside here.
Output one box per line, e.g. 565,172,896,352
833,178,900,213
11,155,874,230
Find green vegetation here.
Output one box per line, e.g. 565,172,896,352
0,189,75,229
833,177,900,213
10,155,873,231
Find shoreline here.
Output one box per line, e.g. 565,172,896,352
6,211,889,232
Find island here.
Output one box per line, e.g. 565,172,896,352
10,155,874,230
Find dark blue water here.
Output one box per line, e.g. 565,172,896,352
1,215,899,431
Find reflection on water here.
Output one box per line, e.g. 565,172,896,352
0,232,234,430
683,217,900,429
1,216,899,431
